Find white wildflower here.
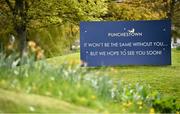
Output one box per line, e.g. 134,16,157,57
29,106,35,112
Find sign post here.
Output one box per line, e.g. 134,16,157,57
80,20,171,66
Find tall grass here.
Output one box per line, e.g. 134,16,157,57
0,53,179,113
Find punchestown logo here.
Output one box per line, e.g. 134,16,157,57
108,28,143,38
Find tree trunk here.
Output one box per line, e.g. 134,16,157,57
16,25,27,57
174,37,177,43
166,0,176,19
5,0,28,58
15,0,28,57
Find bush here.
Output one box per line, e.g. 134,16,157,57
152,97,179,113
176,46,180,50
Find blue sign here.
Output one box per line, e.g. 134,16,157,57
80,20,171,66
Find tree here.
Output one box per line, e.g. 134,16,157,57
1,0,32,57
105,0,168,21
170,0,180,42
0,0,107,57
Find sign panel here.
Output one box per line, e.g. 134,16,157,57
80,20,171,66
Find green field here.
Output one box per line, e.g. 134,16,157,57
0,49,179,113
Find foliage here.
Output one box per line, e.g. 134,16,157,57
172,1,180,38
105,0,180,40
0,53,179,113
28,23,79,57
0,0,108,55
27,0,107,28
176,46,180,51
152,97,178,113
105,0,167,21
1,0,180,56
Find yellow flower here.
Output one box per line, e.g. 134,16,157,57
103,111,109,114
176,111,179,114
110,68,118,73
36,50,44,60
30,46,37,52
91,95,97,100
139,106,143,109
127,101,132,107
69,60,77,65
137,101,143,105
28,41,36,48
123,101,132,107
7,44,13,50
36,46,42,52
0,80,6,86
71,60,76,65
150,108,155,114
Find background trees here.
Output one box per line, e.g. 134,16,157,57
0,0,180,58
105,0,180,43
171,1,180,43
0,0,107,57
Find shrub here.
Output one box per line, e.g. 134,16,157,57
176,46,180,50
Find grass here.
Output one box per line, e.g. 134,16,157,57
0,89,94,113
47,49,180,103
0,64,156,113
0,49,179,113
